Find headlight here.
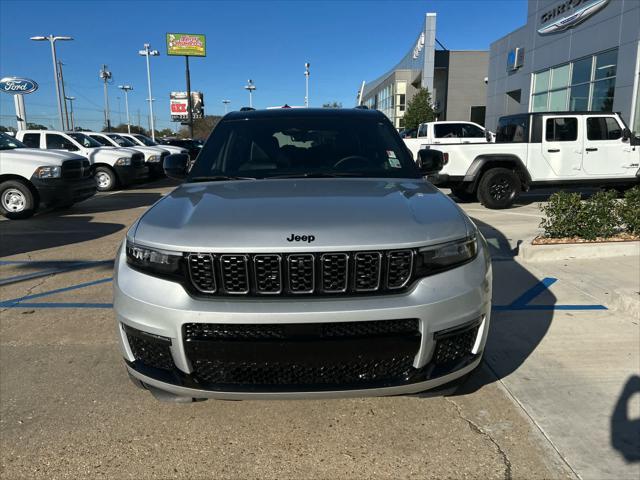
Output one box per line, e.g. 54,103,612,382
147,155,160,163
126,241,183,277
34,166,62,178
414,235,478,277
115,157,132,166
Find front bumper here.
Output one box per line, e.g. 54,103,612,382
113,243,492,399
31,176,97,206
146,161,165,176
114,165,149,186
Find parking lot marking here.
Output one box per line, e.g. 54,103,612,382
0,260,113,286
0,277,112,308
492,277,606,311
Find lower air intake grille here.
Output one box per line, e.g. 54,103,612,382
124,325,175,371
432,323,480,365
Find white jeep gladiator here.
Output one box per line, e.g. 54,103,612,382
16,130,149,192
404,121,493,158
0,132,96,219
422,112,639,208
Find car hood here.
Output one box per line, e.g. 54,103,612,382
0,148,85,165
85,147,135,162
160,144,187,154
133,178,472,252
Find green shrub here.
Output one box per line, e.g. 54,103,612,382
620,185,640,234
539,191,583,238
576,190,619,240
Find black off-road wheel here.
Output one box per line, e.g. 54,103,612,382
477,168,521,209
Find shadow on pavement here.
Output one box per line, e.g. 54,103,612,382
0,216,124,257
453,218,556,394
448,187,601,207
66,192,165,215
128,177,182,190
611,375,640,462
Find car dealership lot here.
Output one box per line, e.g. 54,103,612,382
1,181,638,479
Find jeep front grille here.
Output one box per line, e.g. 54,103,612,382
187,249,414,296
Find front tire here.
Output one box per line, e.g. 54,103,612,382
94,166,117,192
0,180,37,219
477,168,521,209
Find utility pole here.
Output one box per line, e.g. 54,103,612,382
138,43,159,140
244,79,256,108
65,96,75,130
118,85,133,133
136,109,141,131
57,60,70,129
304,62,310,108
185,56,194,138
222,99,230,113
99,64,112,132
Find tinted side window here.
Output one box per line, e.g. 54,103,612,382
587,117,622,140
545,118,578,142
496,116,529,143
434,124,462,138
21,133,40,148
46,134,73,149
461,124,485,138
417,124,428,137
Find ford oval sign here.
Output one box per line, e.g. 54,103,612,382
0,77,39,95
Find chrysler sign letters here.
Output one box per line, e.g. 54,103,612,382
538,0,610,35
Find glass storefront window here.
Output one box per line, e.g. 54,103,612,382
591,78,616,111
550,64,570,90
572,56,593,85
532,93,548,111
594,50,617,80
549,89,568,110
533,71,549,93
569,84,590,110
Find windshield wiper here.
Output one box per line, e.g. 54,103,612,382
267,172,363,179
189,175,256,183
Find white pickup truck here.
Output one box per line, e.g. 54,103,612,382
0,132,96,219
87,132,170,177
404,121,493,158
17,130,149,192
420,112,639,208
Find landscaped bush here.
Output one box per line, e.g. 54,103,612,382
539,187,640,240
620,186,640,234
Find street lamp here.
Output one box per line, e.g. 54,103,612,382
222,99,231,114
30,35,73,130
118,85,133,133
138,43,159,140
65,96,75,131
304,62,310,108
244,79,256,108
99,64,112,131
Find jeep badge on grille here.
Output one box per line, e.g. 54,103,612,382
286,234,315,243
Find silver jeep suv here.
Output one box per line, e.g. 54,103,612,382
113,108,492,401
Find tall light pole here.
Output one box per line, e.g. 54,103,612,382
139,43,159,140
304,62,310,108
118,85,133,134
99,64,112,131
222,99,230,113
244,79,256,108
58,61,70,130
30,35,73,130
65,96,75,131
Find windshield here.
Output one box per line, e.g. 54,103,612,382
89,134,112,147
108,134,136,147
68,132,102,148
188,116,421,180
134,134,157,146
0,132,26,150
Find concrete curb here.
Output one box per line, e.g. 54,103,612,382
519,237,640,262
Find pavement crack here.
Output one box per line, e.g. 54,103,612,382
1,276,49,313
446,397,513,480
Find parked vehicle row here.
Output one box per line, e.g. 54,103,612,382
403,121,493,158
0,128,191,219
405,113,639,208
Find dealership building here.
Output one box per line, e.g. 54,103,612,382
359,13,489,129
486,0,640,132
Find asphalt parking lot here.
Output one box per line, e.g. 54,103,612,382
1,180,638,479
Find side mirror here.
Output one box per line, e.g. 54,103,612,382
164,153,189,180
485,130,493,142
417,149,445,175
622,128,631,140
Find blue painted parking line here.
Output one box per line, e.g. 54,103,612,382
0,259,113,286
0,276,606,311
